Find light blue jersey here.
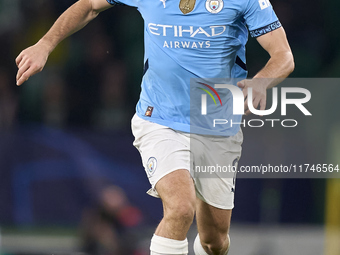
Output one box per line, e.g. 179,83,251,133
107,0,281,135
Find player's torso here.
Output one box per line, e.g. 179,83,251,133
138,0,248,78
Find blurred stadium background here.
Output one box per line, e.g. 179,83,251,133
0,0,340,254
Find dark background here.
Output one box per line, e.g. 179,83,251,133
0,0,339,248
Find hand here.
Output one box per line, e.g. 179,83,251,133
15,41,50,86
237,79,267,115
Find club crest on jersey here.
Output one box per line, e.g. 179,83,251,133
147,157,157,176
205,0,223,14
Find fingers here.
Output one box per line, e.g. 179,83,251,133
237,81,245,89
15,46,47,86
16,69,30,86
245,88,266,115
16,60,32,86
15,53,23,67
16,63,40,86
239,79,268,115
15,51,30,85
16,59,29,81
244,98,249,115
248,98,266,116
252,96,261,110
246,93,266,114
259,97,266,111
18,56,27,69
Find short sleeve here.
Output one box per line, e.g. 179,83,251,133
243,0,282,38
106,0,138,7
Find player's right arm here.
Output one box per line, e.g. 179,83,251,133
15,0,112,86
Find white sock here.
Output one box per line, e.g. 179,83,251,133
150,234,188,255
193,234,208,255
193,234,231,255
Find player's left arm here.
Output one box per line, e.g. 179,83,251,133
238,26,295,114
254,26,294,83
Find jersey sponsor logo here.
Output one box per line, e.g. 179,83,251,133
148,24,225,49
148,23,226,38
258,0,271,10
147,157,157,176
163,40,210,49
205,0,223,14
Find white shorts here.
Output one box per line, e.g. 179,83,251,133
131,114,243,209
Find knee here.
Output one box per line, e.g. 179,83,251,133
201,233,230,255
164,199,195,225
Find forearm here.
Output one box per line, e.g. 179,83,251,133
254,51,295,89
38,0,101,54
15,0,111,85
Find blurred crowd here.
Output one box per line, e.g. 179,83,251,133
80,185,145,255
0,0,144,132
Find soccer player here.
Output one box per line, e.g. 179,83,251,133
15,0,294,254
